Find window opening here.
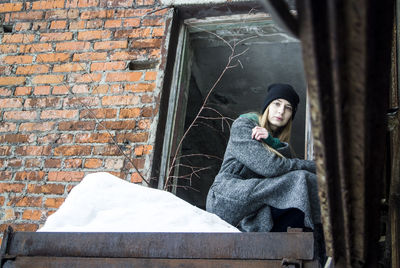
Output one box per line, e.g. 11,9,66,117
160,13,309,209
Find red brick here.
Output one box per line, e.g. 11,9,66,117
105,19,121,28
98,121,136,130
25,159,43,168
76,133,112,143
0,196,4,206
28,184,65,194
94,40,127,50
132,39,162,49
64,159,82,168
71,84,89,94
67,0,99,8
0,146,11,156
11,11,44,20
80,10,106,19
77,30,111,40
8,196,42,207
114,9,150,17
56,41,90,51
0,3,23,12
48,171,84,182
45,159,62,168
58,121,96,131
50,20,67,29
38,133,73,144
0,88,12,96
54,145,91,156
101,95,140,106
90,61,125,71
4,110,36,120
36,53,70,62
141,107,154,117
16,65,49,75
20,43,52,53
69,73,102,83
114,29,151,39
40,32,73,42
73,52,107,61
123,18,140,27
5,224,38,232
15,146,51,156
80,108,117,119
93,85,109,94
0,44,18,53
93,145,126,156
0,183,25,193
0,123,16,132
144,71,157,81
53,63,86,72
141,95,153,103
45,197,65,208
8,159,22,167
105,72,142,82
131,172,143,183
15,22,31,31
32,0,65,10
32,74,64,84
45,9,79,19
136,0,154,5
20,122,56,131
138,119,151,130
33,86,51,95
100,0,132,7
142,17,164,26
84,158,102,168
22,210,42,220
69,20,85,30
120,108,140,118
86,20,103,29
125,83,155,92
109,84,123,93
0,171,13,180
0,98,23,108
0,134,33,143
63,97,99,107
152,27,164,37
2,34,35,43
40,110,78,119
110,51,141,61
116,132,148,142
2,55,33,64
14,87,32,96
24,97,60,108
53,85,70,94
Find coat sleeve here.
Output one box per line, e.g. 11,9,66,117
224,117,316,178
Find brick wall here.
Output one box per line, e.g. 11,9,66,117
0,0,172,244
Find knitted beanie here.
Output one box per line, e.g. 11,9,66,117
262,83,300,119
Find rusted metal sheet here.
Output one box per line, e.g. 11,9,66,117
6,257,319,268
260,0,395,267
3,232,314,260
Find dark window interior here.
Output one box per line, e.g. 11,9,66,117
174,16,308,209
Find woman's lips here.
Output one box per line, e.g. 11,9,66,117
274,116,283,121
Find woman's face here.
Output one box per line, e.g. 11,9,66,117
267,98,293,131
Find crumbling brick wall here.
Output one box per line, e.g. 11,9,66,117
0,0,172,244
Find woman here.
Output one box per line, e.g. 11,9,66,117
206,83,321,232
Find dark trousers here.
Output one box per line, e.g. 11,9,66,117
270,207,307,232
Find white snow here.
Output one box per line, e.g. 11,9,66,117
38,172,239,233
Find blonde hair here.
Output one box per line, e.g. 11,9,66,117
257,105,293,157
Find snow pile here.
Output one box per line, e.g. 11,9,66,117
38,172,239,233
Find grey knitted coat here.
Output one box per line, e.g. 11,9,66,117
206,116,321,232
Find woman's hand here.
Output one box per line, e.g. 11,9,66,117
252,126,269,141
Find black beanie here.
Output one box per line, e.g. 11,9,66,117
262,83,300,119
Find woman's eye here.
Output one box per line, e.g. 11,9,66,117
285,106,292,111
274,102,280,107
